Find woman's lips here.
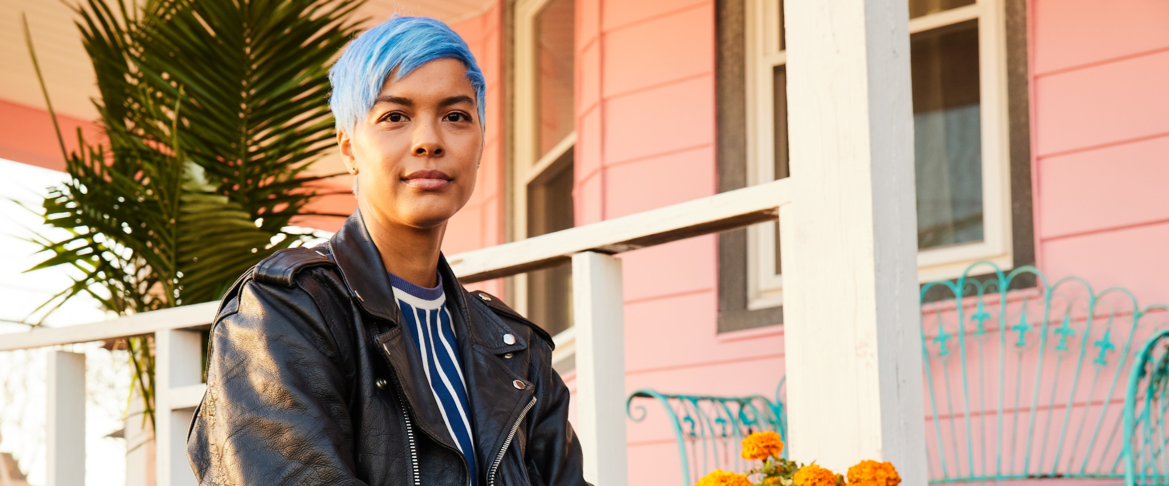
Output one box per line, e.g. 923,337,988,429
402,170,452,190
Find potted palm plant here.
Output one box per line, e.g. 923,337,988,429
23,0,365,433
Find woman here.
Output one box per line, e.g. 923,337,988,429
187,15,587,486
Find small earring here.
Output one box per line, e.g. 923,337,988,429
476,163,481,169
348,166,359,175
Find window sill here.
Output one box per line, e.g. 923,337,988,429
716,323,783,343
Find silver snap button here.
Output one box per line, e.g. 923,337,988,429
503,334,516,345
503,353,514,359
513,380,526,390
376,378,388,389
479,293,492,301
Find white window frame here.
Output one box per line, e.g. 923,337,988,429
514,0,577,366
744,0,787,310
746,0,1013,309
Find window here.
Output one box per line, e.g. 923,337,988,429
526,151,574,336
514,0,576,337
744,0,788,310
908,0,1013,282
743,0,1013,310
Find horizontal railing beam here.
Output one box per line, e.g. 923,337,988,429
0,301,218,351
170,384,209,411
0,179,792,350
448,178,791,283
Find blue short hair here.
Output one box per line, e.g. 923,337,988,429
329,15,486,135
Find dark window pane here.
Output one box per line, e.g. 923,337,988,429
536,0,575,159
773,65,790,181
909,0,976,19
911,20,983,249
778,0,786,51
773,215,783,275
526,150,575,335
772,65,789,275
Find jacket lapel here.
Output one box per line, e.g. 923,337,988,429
439,258,537,478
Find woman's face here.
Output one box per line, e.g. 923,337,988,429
339,58,482,232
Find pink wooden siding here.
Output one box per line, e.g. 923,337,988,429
1031,0,1169,305
574,1,782,483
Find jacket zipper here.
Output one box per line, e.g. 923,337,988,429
379,337,469,486
397,395,421,486
487,397,537,486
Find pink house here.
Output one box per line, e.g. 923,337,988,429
1,0,1167,484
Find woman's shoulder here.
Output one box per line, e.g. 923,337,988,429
215,246,349,326
210,247,358,364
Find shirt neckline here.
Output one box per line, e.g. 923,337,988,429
387,271,445,301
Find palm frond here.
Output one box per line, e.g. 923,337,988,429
25,0,365,428
134,0,366,233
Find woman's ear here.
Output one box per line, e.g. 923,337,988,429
338,130,358,174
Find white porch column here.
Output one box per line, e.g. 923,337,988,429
571,251,627,486
47,350,86,486
781,0,927,482
154,329,203,486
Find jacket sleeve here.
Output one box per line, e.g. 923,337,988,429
186,276,367,485
526,344,590,486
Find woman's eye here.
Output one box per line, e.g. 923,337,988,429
446,112,469,123
386,113,406,123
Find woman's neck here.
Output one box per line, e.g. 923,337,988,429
359,203,446,288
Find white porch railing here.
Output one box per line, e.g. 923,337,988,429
0,178,791,486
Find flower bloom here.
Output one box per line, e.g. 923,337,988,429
846,460,901,486
696,469,754,486
741,431,785,461
793,464,839,486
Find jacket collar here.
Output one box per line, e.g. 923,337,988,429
327,209,405,324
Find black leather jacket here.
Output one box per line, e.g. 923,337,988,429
187,210,587,486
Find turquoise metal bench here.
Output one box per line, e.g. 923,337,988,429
628,263,1169,485
626,381,788,486
921,262,1169,484
1124,324,1169,485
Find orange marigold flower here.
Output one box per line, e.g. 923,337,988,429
741,431,785,461
793,464,839,486
695,469,754,486
764,477,782,485
846,460,901,486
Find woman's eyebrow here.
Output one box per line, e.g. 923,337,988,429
372,95,473,108
438,95,475,108
375,95,412,106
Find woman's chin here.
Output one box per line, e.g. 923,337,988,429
395,209,460,230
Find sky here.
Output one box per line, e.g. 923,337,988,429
0,158,129,486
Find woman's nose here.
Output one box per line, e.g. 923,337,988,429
411,123,444,156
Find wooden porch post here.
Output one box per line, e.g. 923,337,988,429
572,251,628,486
47,350,86,486
155,329,203,486
780,0,928,482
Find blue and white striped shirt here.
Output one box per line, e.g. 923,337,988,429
389,272,478,485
